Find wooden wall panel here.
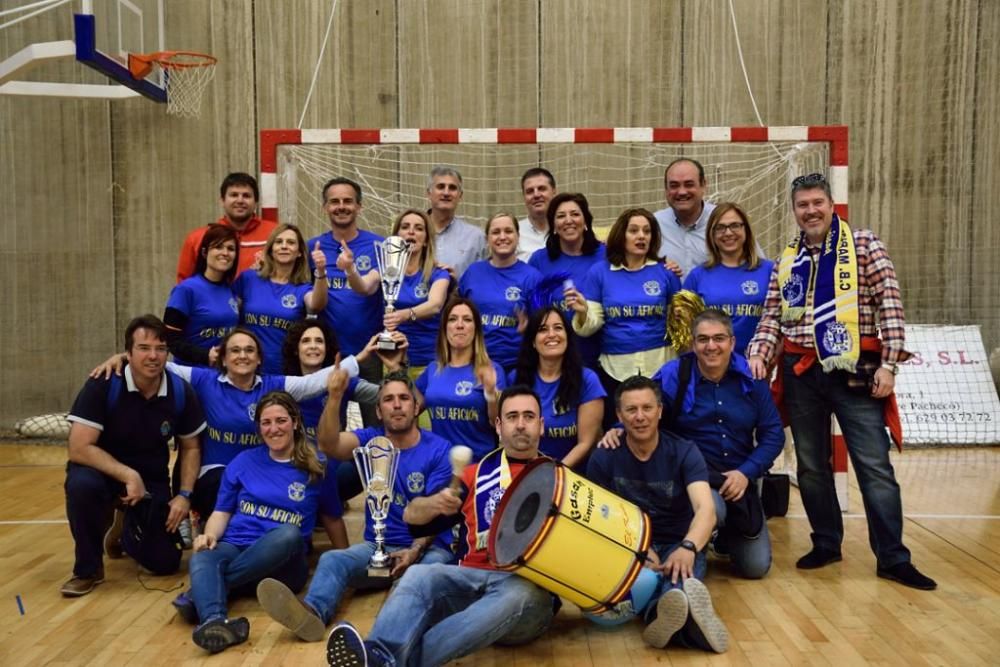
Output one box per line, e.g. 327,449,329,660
397,0,538,128
1,0,996,424
970,1,1000,352
110,0,257,336
829,0,980,342
254,0,398,130
0,6,117,423
684,0,829,127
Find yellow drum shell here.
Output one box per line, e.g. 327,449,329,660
488,459,651,613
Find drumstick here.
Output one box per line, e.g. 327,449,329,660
448,446,473,494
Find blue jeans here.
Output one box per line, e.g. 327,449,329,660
189,524,308,622
367,563,555,667
712,490,772,579
783,356,910,567
304,541,454,624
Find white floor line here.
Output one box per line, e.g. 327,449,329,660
784,513,1000,520
0,519,68,524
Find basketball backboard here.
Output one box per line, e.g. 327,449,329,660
0,0,166,102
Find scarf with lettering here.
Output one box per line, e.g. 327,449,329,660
778,214,860,373
472,447,513,550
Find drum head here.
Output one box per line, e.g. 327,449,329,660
490,459,557,567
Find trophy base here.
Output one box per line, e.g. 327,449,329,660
376,334,398,351
365,565,393,580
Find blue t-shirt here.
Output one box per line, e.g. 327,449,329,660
587,433,708,547
308,229,384,355
528,245,607,366
233,271,313,374
216,446,321,546
415,361,507,462
394,267,451,367
683,260,774,355
299,376,359,446
183,367,287,467
353,426,454,550
580,262,681,355
507,368,606,461
458,260,542,370
165,274,239,361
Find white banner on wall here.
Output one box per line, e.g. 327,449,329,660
896,325,1000,444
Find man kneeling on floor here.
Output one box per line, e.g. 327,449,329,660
62,314,204,596
588,375,729,653
325,385,557,667
257,368,456,641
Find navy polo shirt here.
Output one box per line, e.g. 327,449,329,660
67,365,206,485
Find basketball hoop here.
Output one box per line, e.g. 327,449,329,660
128,51,217,118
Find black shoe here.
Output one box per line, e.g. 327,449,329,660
877,562,937,590
192,616,250,654
326,622,368,666
796,548,842,569
171,591,199,625
683,578,730,654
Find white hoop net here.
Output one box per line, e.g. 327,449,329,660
157,54,217,118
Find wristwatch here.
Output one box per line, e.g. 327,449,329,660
178,489,193,500
679,539,697,553
409,308,418,322
881,362,899,375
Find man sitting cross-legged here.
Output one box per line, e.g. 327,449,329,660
324,385,557,667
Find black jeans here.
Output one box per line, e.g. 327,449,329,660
65,462,181,577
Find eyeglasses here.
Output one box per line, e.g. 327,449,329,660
694,334,733,345
791,173,828,189
226,346,257,356
713,222,745,235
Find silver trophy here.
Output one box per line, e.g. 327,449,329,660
374,235,413,350
354,436,400,578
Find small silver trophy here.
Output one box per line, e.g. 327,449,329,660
374,235,413,350
354,436,400,578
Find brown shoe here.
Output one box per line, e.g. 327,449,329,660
61,568,105,597
104,509,125,559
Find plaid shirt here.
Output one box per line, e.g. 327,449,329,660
748,227,907,375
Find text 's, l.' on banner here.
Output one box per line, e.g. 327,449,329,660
896,325,1000,444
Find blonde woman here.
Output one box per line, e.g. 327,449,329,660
414,297,505,461
234,223,328,373
338,209,451,372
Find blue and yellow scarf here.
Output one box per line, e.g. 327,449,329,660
472,448,512,550
778,214,860,372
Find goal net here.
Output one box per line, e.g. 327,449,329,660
260,127,837,256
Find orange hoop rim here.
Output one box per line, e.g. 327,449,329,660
128,51,217,79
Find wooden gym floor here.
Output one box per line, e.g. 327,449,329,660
0,443,997,666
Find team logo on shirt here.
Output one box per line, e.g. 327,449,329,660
356,256,372,272
414,282,429,298
822,321,854,354
642,280,661,296
505,286,522,302
781,274,804,304
455,380,474,396
160,420,172,437
228,297,239,314
281,294,298,309
741,280,759,296
406,472,425,493
484,486,505,524
288,481,306,502
247,403,257,421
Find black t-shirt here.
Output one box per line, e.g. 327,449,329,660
67,368,205,485
587,431,709,547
